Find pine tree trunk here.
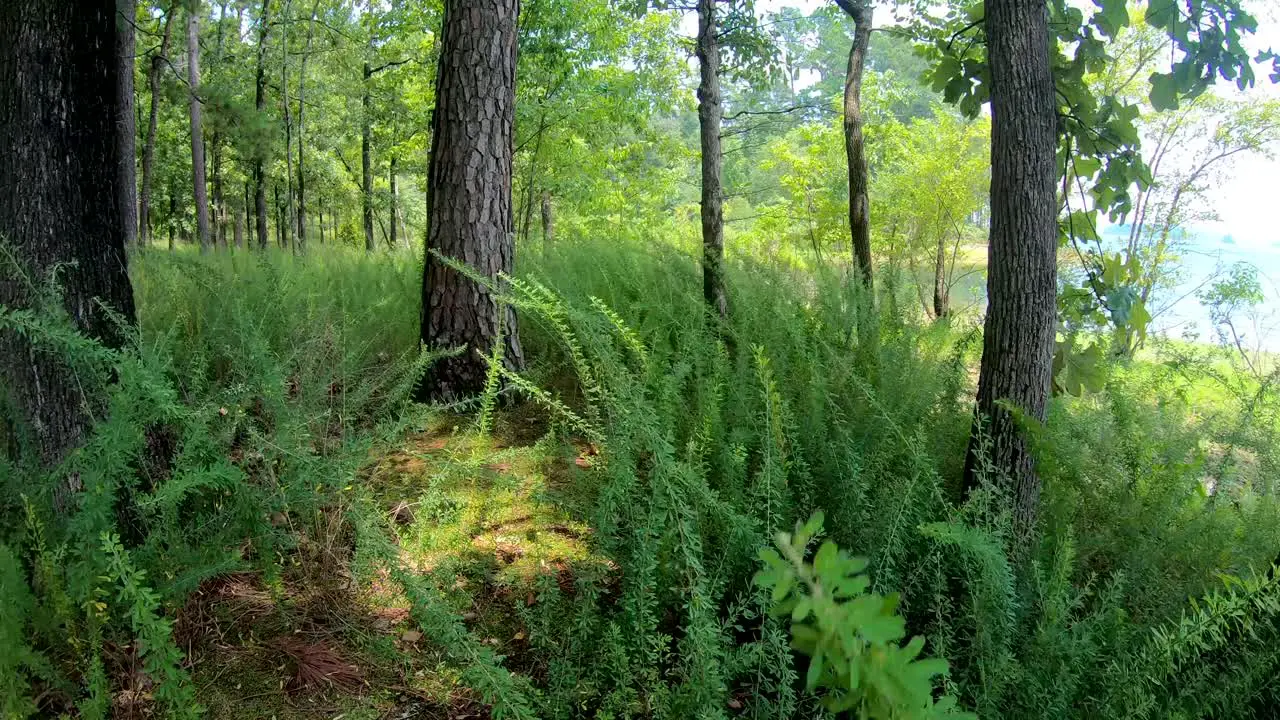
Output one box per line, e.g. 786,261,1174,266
117,0,139,247
280,0,294,253
419,0,524,402
541,191,553,246
362,61,376,252
187,3,211,251
836,0,873,290
389,155,398,249
0,0,138,475
962,0,1059,541
139,4,174,249
213,138,227,249
696,0,727,321
253,0,271,250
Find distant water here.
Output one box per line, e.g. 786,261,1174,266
1099,224,1280,351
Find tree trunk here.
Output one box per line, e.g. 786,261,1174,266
253,0,271,250
362,61,376,252
318,206,325,244
213,139,227,249
389,154,398,248
168,188,177,250
280,0,294,252
696,0,727,321
139,4,174,248
274,183,285,248
116,0,139,248
933,231,950,319
961,0,1059,542
836,0,873,290
541,191,553,246
419,0,524,402
0,0,138,476
295,0,319,250
234,181,246,250
187,2,211,251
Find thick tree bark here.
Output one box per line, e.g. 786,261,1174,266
0,0,138,474
962,0,1059,541
541,191,553,246
419,0,524,403
253,0,271,250
835,0,873,290
696,0,728,321
187,3,211,251
140,4,175,248
117,0,139,247
362,61,376,252
390,154,399,248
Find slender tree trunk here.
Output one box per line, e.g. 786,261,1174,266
274,183,284,248
0,0,138,477
362,61,376,252
541,191,553,246
168,189,177,250
187,2,211,251
280,0,294,252
961,0,1059,541
117,0,139,247
696,0,727,321
933,232,950,319
213,140,227,249
836,0,874,290
234,181,246,250
318,207,325,244
390,154,398,248
140,4,174,248
295,0,319,250
253,0,271,250
418,0,524,402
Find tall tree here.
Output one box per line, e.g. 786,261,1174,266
834,0,873,290
960,0,1058,538
139,2,176,248
117,0,139,247
0,0,138,475
696,0,727,321
418,0,524,402
187,0,211,251
294,0,321,249
253,0,272,250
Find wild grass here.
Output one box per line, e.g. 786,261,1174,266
2,239,1279,718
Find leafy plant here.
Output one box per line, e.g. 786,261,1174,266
754,512,973,719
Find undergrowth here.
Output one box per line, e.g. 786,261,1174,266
2,241,1280,718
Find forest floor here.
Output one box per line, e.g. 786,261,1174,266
174,410,600,720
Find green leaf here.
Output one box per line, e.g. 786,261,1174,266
1150,72,1180,111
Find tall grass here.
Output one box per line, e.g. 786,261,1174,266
2,239,1280,718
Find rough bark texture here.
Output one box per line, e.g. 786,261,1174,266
419,0,524,403
541,191,553,246
962,0,1058,540
140,3,175,248
836,0,873,290
362,61,376,252
187,3,211,251
253,0,271,250
0,0,138,471
696,0,727,321
116,0,139,247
